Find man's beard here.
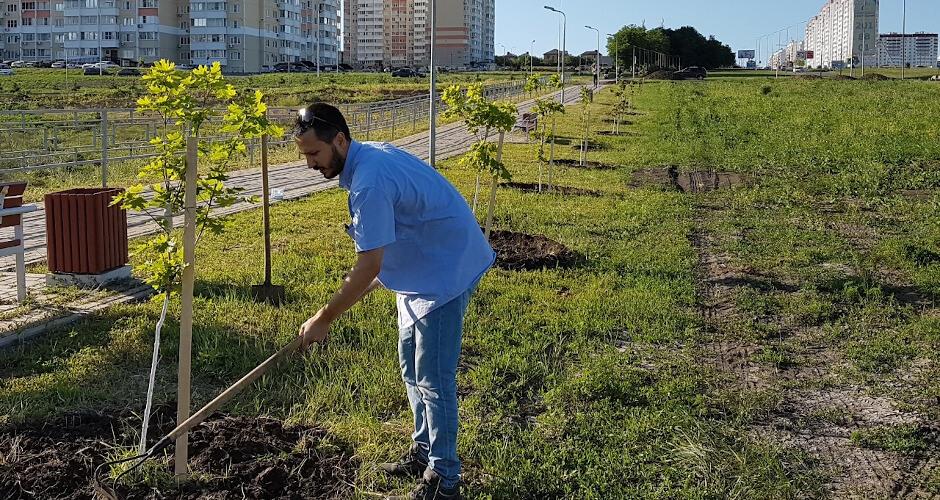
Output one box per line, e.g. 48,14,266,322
326,144,345,178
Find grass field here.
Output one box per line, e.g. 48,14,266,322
1,75,939,498
0,68,550,110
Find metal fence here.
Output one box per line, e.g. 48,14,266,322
0,79,535,185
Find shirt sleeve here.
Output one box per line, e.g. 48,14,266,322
349,186,396,252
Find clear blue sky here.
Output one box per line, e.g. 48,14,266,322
496,0,939,61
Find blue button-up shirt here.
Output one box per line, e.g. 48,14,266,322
339,140,495,328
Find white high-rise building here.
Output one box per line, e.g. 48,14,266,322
804,0,878,69
342,0,494,70
769,40,805,70
878,32,939,68
0,0,339,73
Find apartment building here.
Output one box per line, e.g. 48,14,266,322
769,41,805,70
877,32,938,67
342,0,494,70
0,0,339,73
804,0,878,69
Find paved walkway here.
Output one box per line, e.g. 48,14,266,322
0,85,593,345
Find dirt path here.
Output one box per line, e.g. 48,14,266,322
684,175,940,498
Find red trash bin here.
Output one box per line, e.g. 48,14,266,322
45,188,128,274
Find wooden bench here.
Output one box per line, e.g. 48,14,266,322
0,182,38,301
512,112,538,138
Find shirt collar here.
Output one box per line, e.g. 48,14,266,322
338,139,362,191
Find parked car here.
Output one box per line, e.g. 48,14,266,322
10,61,26,68
674,66,707,80
117,68,142,76
94,61,120,69
392,68,424,78
83,67,109,75
0,63,9,69
0,68,14,76
51,60,66,69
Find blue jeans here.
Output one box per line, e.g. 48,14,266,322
398,285,476,488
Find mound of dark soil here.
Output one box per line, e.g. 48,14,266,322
0,411,357,500
794,74,823,80
859,73,892,81
571,143,605,151
631,166,744,192
501,182,600,197
552,158,617,170
831,75,856,80
489,229,576,271
646,70,677,80
595,130,640,137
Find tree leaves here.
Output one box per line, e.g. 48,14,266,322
115,59,282,294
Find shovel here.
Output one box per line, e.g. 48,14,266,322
252,133,286,304
93,335,306,499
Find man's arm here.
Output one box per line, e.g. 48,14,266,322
299,247,383,347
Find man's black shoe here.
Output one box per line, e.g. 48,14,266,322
385,468,462,500
378,443,429,478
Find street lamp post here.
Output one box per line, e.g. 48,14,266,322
315,2,320,77
902,0,906,80
429,0,437,167
530,39,535,76
607,33,618,84
544,6,566,102
585,25,599,88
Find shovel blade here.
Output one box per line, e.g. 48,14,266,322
251,283,285,305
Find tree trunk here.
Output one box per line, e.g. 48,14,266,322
538,122,547,192
484,132,504,239
548,117,556,189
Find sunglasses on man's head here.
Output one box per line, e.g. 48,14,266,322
294,108,344,136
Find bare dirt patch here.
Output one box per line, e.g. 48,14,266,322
489,229,576,271
756,388,939,498
0,409,357,499
691,206,940,498
631,167,744,193
500,182,600,197
551,158,617,170
570,143,606,152
594,130,640,137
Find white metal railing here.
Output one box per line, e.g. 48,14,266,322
0,79,536,186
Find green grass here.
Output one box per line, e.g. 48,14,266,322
0,69,555,110
4,75,940,497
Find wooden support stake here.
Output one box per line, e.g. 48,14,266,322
176,136,198,479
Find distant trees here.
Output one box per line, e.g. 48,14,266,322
662,27,735,69
607,24,734,70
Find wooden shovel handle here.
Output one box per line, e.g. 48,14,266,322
149,335,305,455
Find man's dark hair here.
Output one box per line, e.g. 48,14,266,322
292,102,352,142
